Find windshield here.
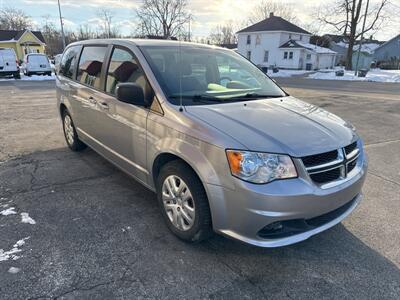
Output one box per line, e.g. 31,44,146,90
139,45,286,105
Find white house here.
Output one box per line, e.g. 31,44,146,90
237,13,336,70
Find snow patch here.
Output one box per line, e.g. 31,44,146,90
268,69,314,78
308,68,400,83
0,73,55,82
0,207,17,216
21,212,36,225
297,41,336,54
8,267,21,274
0,237,29,262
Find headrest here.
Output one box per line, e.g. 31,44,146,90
112,61,138,82
80,60,102,76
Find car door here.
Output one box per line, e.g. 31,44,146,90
73,45,109,146
94,46,151,184
57,45,82,122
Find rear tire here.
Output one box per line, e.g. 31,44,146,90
62,109,87,151
157,160,213,243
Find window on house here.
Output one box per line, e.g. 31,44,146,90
247,35,251,45
264,50,269,62
300,35,303,41
289,52,293,59
247,51,251,60
256,35,261,45
289,34,292,39
306,53,311,60
284,52,288,59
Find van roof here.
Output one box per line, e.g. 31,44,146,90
68,38,223,50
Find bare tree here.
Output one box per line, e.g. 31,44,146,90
209,23,237,45
97,8,120,38
0,7,32,31
40,15,62,55
247,0,298,24
77,24,97,40
135,0,190,38
318,0,390,69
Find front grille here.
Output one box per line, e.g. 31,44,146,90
347,159,357,173
345,141,357,155
301,140,360,186
301,150,338,168
310,168,341,183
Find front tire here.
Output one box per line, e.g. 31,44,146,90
62,110,86,151
157,160,213,243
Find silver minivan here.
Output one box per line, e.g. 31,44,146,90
56,39,367,247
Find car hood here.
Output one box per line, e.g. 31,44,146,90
185,96,357,157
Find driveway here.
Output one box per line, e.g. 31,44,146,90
0,79,399,299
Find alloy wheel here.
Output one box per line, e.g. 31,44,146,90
162,175,195,231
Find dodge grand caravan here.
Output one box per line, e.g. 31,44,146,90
56,39,367,247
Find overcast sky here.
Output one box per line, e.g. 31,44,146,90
3,0,400,41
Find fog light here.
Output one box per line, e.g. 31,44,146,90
263,221,283,232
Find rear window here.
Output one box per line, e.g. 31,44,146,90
0,49,16,59
77,46,107,89
59,46,81,79
28,55,48,64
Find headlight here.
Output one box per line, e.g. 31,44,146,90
226,150,297,184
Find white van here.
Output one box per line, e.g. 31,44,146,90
0,48,20,79
23,53,52,76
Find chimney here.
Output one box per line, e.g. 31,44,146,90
270,12,274,17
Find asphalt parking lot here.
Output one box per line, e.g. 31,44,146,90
0,78,399,299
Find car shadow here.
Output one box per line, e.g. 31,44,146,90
1,147,399,299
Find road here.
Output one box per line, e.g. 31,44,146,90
0,79,399,299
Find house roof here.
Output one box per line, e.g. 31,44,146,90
323,34,348,43
335,40,383,54
374,34,400,51
279,39,336,54
237,15,310,35
0,30,45,43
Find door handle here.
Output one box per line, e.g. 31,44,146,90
99,101,109,110
88,96,97,104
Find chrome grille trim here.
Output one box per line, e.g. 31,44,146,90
301,141,360,186
305,150,344,173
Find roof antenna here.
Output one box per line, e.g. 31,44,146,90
178,7,183,112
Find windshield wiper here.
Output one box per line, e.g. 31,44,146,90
233,93,285,99
169,94,224,103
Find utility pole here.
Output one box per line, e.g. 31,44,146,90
354,0,370,76
57,0,66,50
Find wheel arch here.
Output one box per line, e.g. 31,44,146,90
149,139,223,190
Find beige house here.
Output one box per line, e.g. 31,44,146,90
0,30,46,62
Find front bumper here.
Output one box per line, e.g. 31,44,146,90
206,149,367,247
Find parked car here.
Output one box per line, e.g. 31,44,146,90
0,48,20,79
23,53,52,76
56,39,367,247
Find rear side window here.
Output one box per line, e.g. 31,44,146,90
77,46,107,89
105,47,153,102
59,46,80,79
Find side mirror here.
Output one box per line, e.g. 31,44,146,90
116,83,146,106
